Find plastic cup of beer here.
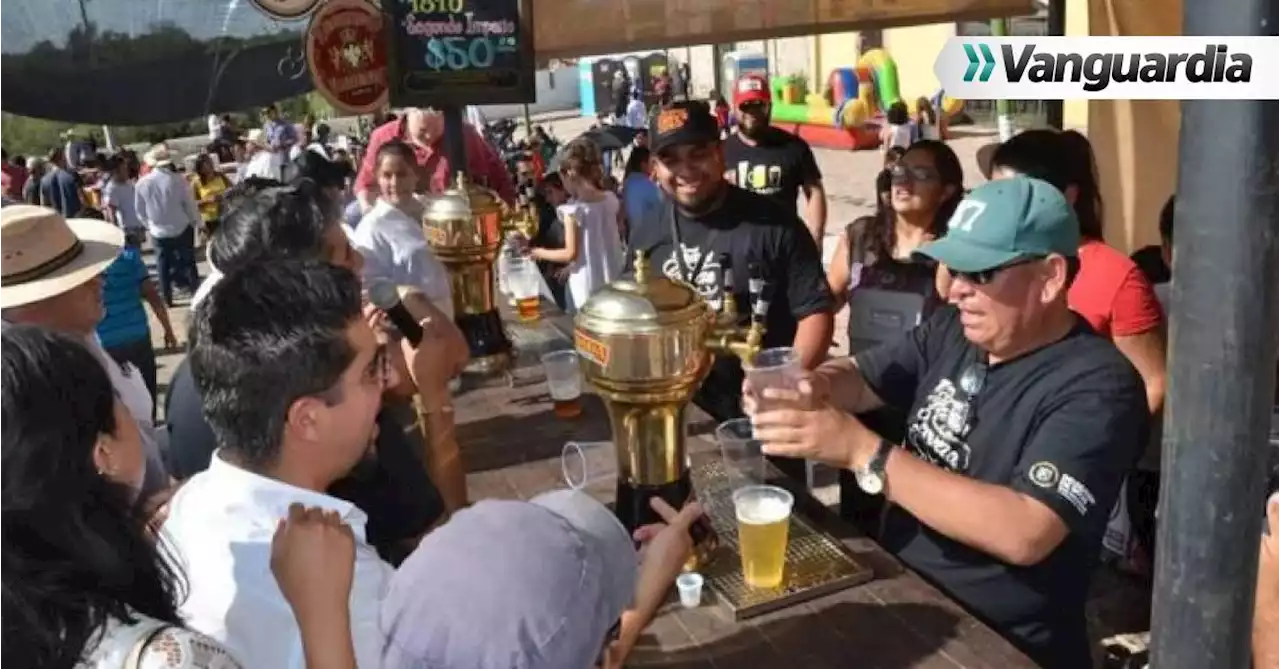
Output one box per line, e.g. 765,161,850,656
542,350,583,419
561,441,617,493
732,484,794,589
716,417,766,482
508,257,541,322
744,347,801,410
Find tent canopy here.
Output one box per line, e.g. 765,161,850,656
1,0,1029,125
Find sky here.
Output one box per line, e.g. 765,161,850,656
1,0,302,54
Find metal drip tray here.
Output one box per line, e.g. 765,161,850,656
692,460,874,620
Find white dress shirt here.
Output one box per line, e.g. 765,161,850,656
351,200,455,319
161,454,392,669
134,167,199,239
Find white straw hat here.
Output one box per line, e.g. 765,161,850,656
0,205,124,309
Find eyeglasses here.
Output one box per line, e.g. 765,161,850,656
889,164,939,184
950,256,1043,286
738,101,768,114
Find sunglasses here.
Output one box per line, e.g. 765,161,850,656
959,360,989,430
889,164,939,184
950,256,1043,286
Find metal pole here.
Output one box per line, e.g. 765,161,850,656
1150,5,1279,669
441,105,468,183
990,19,1015,141
1043,0,1065,129
522,103,533,139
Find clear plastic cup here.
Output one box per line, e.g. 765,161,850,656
676,572,705,609
743,347,801,408
541,350,583,419
507,257,542,321
561,441,616,491
715,417,766,482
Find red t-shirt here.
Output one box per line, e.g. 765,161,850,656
1,163,27,200
354,118,515,204
1068,238,1164,338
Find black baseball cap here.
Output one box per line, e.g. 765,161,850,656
649,101,720,153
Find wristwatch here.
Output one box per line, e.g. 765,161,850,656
854,438,895,495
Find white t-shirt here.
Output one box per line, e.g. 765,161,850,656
559,193,624,313
351,200,454,317
242,150,291,182
884,123,913,151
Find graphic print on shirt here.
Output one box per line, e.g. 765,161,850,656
661,242,723,310
732,161,785,197
905,378,973,471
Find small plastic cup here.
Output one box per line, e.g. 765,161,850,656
541,350,583,418
676,572,705,609
561,441,617,491
715,417,767,482
743,347,801,407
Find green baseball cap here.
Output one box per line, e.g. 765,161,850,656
915,176,1080,273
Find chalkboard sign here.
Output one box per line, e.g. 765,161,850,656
385,0,535,106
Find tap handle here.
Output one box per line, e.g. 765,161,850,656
747,262,769,324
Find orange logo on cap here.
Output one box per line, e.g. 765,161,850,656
655,108,690,135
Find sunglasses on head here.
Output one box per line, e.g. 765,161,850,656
950,256,1044,285
890,164,939,184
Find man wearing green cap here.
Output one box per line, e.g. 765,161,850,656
747,176,1149,668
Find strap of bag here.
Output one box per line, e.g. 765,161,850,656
125,623,172,669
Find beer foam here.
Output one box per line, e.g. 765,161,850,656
735,495,791,525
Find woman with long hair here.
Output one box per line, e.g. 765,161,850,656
824,139,964,533
0,325,241,668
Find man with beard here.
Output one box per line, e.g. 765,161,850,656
627,100,834,482
722,74,828,243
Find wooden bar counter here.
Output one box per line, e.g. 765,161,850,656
453,306,1038,669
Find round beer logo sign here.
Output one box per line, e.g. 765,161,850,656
250,0,321,21
306,0,389,115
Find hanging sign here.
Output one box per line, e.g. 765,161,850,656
306,0,390,115
385,0,536,106
251,0,322,20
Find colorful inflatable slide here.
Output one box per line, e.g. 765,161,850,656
769,49,964,150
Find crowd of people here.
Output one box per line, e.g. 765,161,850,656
1,76,1276,669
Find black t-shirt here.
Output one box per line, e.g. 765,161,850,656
722,128,822,212
626,187,833,421
855,307,1148,668
165,358,444,565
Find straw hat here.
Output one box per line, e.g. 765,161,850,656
0,205,124,309
144,145,174,168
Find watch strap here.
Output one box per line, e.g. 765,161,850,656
868,438,893,475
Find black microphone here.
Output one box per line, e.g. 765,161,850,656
368,281,423,347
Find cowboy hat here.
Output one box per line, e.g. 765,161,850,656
242,129,266,146
144,145,174,168
0,205,123,309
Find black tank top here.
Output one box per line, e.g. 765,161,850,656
844,217,943,442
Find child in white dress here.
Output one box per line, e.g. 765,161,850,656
528,138,625,313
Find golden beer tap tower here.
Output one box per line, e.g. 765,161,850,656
573,250,765,535
422,174,515,374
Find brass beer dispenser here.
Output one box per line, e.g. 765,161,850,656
422,174,514,374
573,250,765,534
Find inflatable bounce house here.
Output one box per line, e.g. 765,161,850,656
769,49,964,150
